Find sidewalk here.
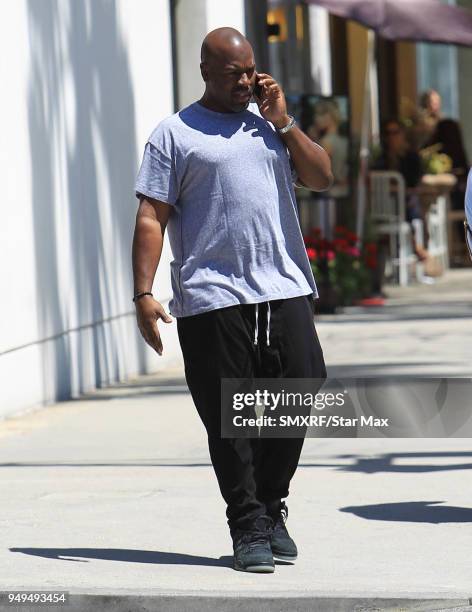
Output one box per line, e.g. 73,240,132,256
318,268,472,378
1,269,472,611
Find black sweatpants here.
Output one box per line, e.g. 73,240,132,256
176,293,327,533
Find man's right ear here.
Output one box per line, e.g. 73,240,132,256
200,62,209,82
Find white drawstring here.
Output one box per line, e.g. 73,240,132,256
254,303,259,345
254,302,271,347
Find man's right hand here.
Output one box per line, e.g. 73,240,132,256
135,296,173,355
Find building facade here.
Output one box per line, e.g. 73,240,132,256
2,0,470,416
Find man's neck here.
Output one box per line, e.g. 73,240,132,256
198,94,233,114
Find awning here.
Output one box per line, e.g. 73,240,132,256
305,0,472,46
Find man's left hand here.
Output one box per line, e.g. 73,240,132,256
254,73,290,129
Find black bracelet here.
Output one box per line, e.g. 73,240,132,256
132,291,153,303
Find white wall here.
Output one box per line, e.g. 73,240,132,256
175,0,246,109
0,0,182,418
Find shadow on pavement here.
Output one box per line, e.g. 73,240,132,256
318,301,472,323
9,547,293,568
3,451,472,472
0,462,212,468
340,500,472,523
325,451,472,474
9,547,233,567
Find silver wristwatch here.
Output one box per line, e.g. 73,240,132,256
276,115,296,134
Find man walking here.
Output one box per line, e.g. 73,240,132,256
132,27,332,573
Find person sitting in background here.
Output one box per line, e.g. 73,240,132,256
372,119,429,261
411,89,442,149
306,99,349,198
428,118,470,264
428,118,469,211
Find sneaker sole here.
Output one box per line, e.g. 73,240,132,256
234,563,275,573
272,552,297,562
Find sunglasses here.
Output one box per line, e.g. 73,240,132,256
465,220,472,262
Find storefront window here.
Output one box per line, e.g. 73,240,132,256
416,0,459,119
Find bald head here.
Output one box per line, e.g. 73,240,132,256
199,27,256,113
201,27,252,65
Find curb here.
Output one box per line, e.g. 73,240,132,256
2,594,472,612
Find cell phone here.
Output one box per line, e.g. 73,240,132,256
253,74,263,99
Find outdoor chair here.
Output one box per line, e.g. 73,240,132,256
368,170,423,286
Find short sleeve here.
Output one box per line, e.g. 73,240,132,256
135,141,180,205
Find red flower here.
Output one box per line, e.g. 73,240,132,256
306,247,318,260
345,231,359,243
347,246,361,257
318,238,332,250
333,238,349,250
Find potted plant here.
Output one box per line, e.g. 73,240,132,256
304,226,378,313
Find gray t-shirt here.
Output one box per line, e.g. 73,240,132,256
135,101,318,318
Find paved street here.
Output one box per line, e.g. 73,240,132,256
0,269,471,611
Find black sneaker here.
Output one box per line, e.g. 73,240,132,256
231,515,275,573
269,501,298,561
